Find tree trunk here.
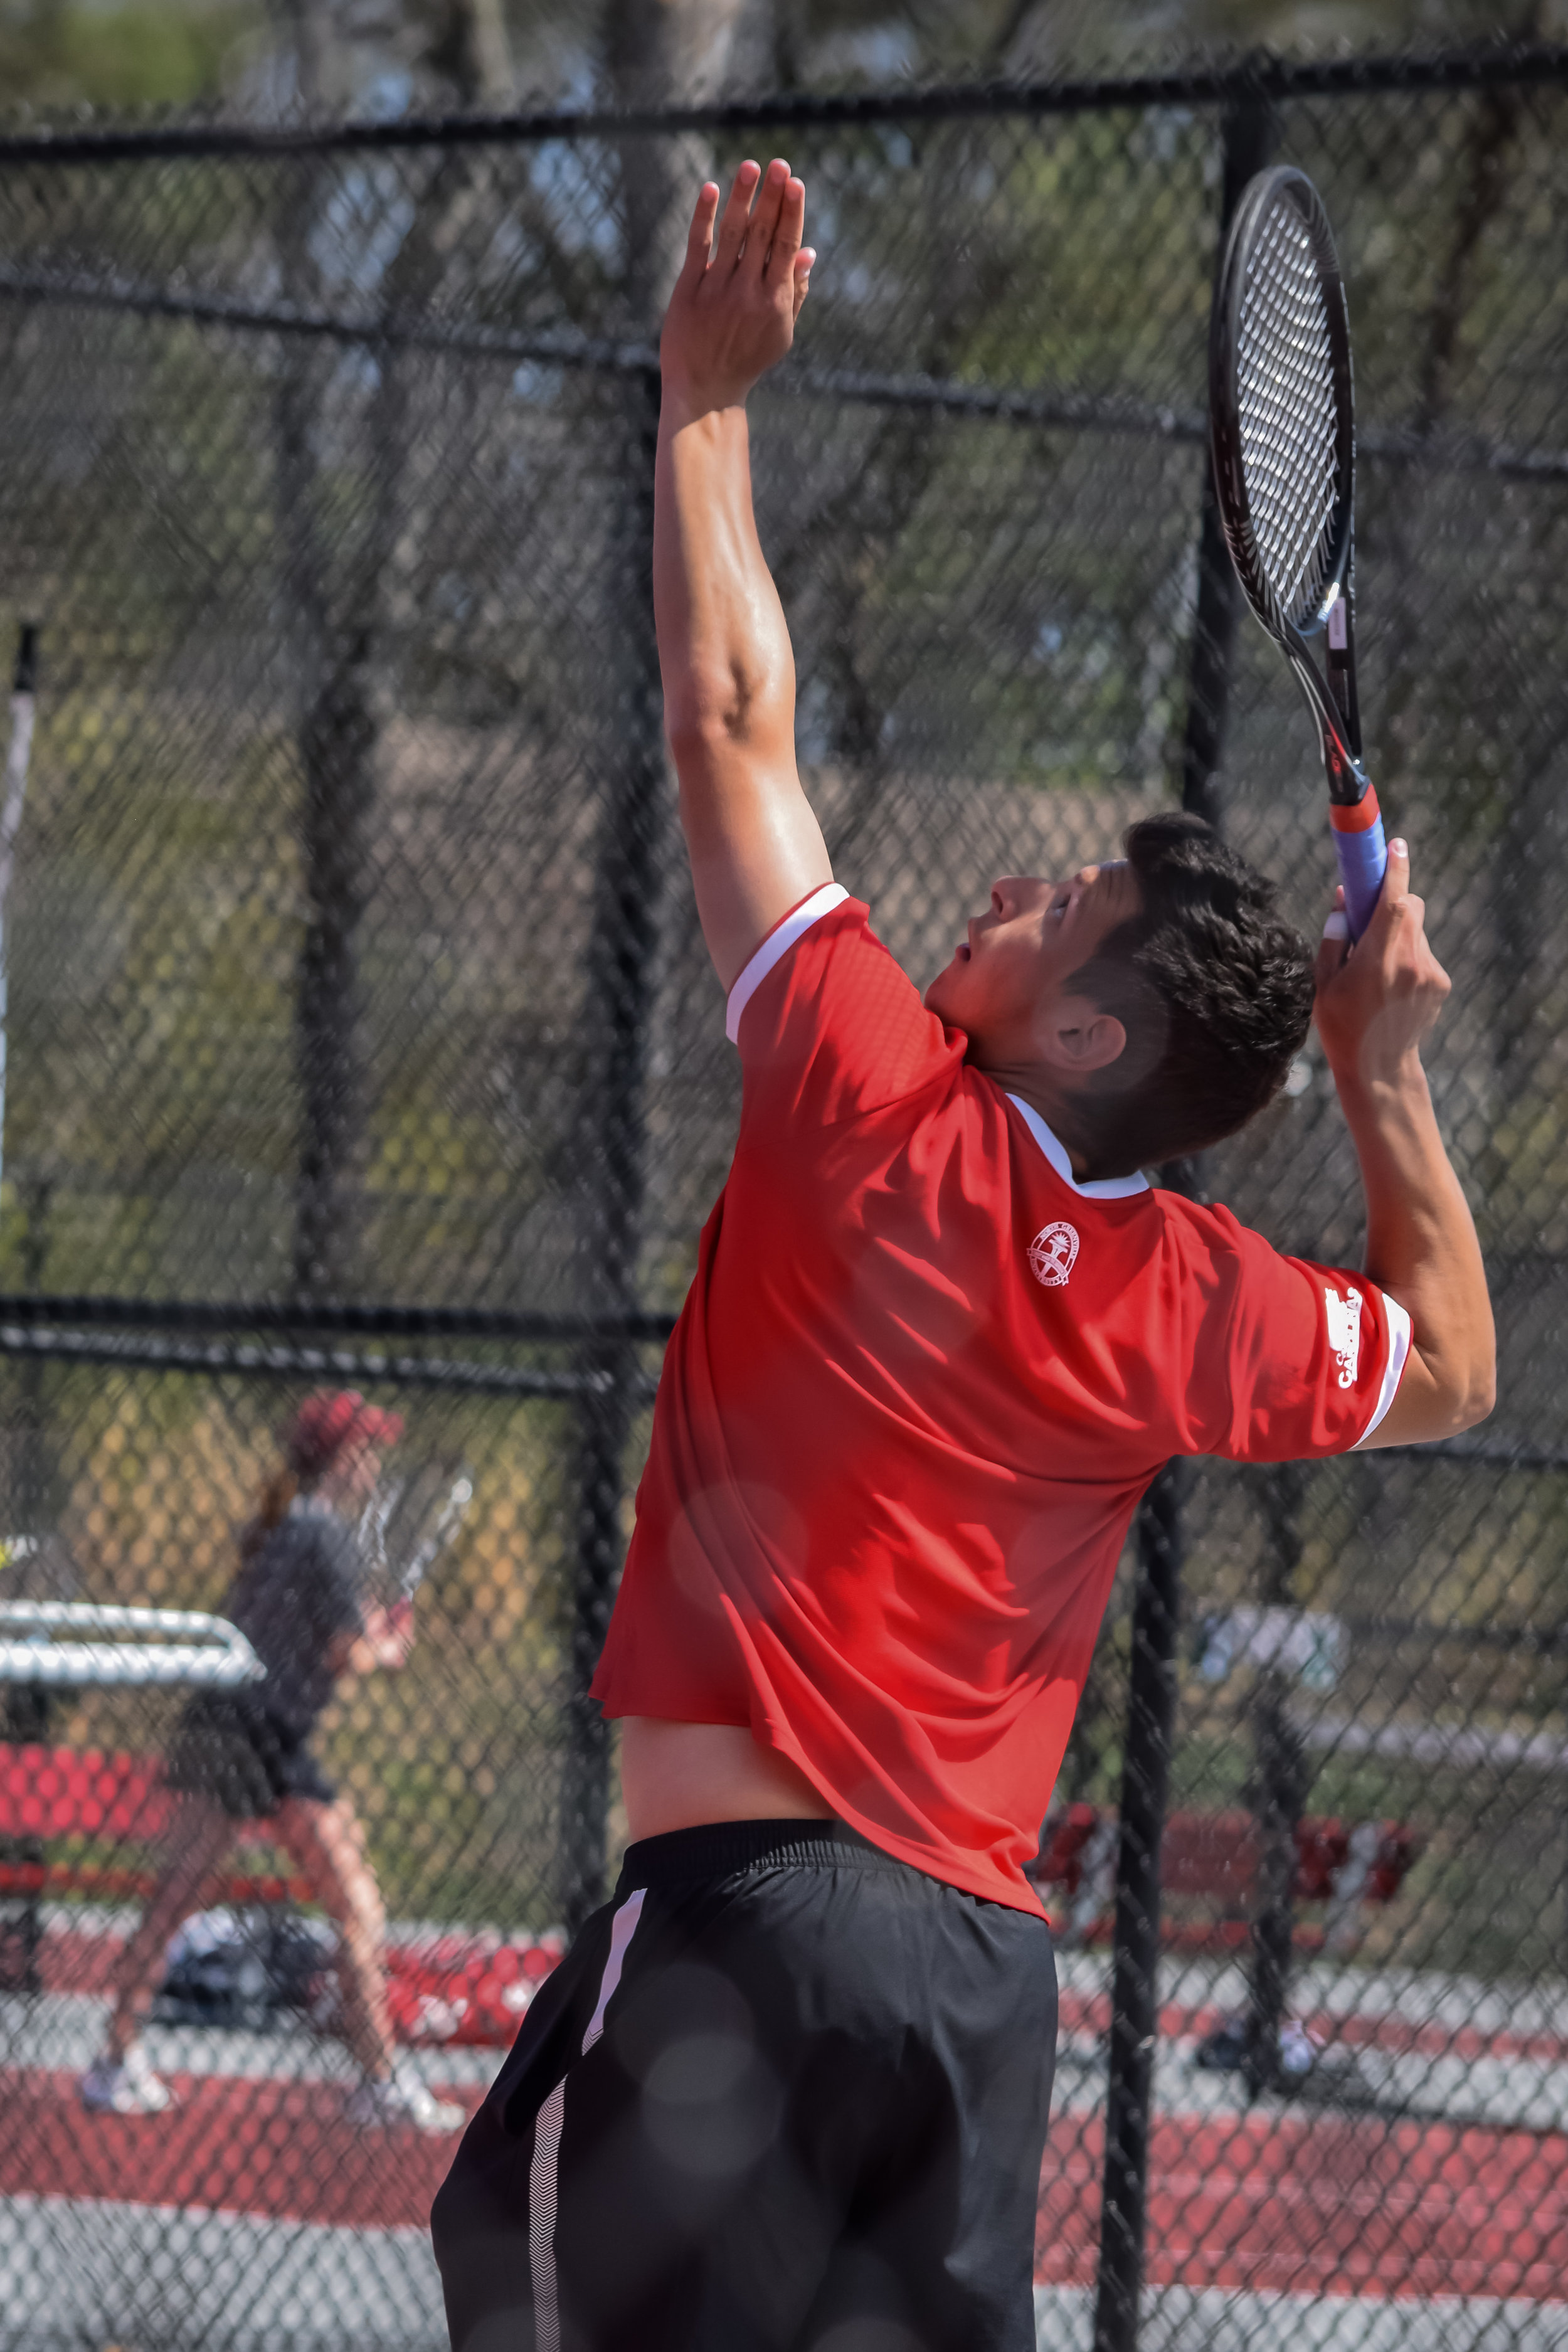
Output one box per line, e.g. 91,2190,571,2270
424,0,515,109
272,0,524,1303
274,139,376,1303
604,0,751,330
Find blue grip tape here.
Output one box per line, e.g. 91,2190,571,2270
1333,815,1387,943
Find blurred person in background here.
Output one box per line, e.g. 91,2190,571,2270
80,1389,462,2132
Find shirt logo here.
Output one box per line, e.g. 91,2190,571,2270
1324,1284,1364,1389
1028,1221,1079,1288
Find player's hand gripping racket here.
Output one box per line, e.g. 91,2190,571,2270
1209,166,1385,938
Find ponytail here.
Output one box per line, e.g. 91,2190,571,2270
240,1461,298,1563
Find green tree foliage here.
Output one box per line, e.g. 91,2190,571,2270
0,0,258,113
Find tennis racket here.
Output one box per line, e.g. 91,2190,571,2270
0,625,39,1195
358,1463,474,1604
2,625,38,873
396,1470,475,1603
358,1473,407,1587
1209,167,1386,940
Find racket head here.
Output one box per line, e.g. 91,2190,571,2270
1209,166,1355,647
393,1462,475,1601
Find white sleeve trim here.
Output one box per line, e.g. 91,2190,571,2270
1353,1292,1413,1448
725,883,850,1045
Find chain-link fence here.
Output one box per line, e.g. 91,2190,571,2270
0,42,1565,2352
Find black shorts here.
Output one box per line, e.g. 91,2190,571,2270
432,1818,1057,2352
163,1695,337,1821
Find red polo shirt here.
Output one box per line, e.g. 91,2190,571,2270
591,889,1408,1913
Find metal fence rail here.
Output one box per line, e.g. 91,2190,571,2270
1,46,1565,2352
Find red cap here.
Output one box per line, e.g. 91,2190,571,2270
286,1391,404,1479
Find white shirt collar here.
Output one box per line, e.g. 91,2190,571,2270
1005,1094,1150,1200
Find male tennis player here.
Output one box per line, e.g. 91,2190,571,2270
434,161,1493,2351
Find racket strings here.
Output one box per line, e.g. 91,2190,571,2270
1236,201,1339,628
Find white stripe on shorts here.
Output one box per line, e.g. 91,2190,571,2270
528,1887,647,2352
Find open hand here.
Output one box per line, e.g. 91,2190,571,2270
660,158,815,413
1312,839,1451,1089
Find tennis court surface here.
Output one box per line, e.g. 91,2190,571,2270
3,1920,1565,2348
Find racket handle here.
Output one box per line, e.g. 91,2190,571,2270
1329,792,1387,943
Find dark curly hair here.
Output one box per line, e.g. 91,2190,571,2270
1062,812,1315,1177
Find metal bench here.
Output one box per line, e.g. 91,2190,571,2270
0,1601,271,1989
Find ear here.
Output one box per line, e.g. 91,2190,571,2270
1036,992,1128,1077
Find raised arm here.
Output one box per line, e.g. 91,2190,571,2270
655,159,832,990
1313,839,1495,1446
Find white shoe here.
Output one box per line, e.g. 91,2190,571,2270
80,2043,174,2116
344,2063,464,2134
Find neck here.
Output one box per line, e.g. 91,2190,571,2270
969,1057,1101,1181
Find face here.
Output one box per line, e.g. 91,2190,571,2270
924,861,1143,1069
324,1433,384,1507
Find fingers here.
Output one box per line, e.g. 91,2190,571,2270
1318,830,1447,1006
709,157,804,283
765,172,806,282
1373,839,1435,968
1375,837,1413,930
1382,837,1410,917
793,244,816,321
1314,830,1451,1078
666,154,812,393
713,159,761,273
744,158,792,273
1315,887,1350,989
679,181,721,282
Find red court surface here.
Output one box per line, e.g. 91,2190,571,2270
1,2070,484,2232
9,1913,1568,2306
2,2060,1563,2304
1035,2112,1568,2304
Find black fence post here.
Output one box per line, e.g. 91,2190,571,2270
273,153,376,1310
0,1180,55,1996
1181,92,1279,829
1092,1456,1185,2352
1243,1465,1310,2091
1091,90,1276,2352
557,364,667,1936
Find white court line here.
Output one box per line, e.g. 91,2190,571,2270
0,1986,501,2090
1046,2029,1568,2137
